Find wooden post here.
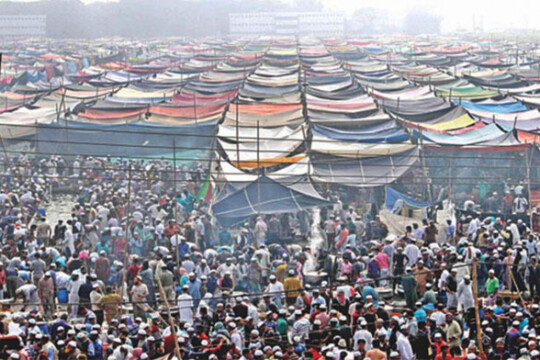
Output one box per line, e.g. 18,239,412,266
472,258,484,358
156,277,183,360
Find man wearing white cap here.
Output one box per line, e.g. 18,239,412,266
457,275,474,312
445,268,458,309
485,269,499,306
177,285,194,322
38,271,55,318
291,311,310,341
265,274,284,308
353,320,373,351
68,272,83,319
404,239,421,267
396,326,414,360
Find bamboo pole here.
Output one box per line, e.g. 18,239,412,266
173,140,180,278
418,128,432,203
235,98,239,167
526,147,535,231
120,165,133,300
0,132,9,172
472,258,484,358
156,277,182,360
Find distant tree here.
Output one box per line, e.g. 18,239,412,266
402,9,441,35
290,0,323,11
349,7,393,35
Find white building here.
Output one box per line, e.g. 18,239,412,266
229,12,345,37
0,15,47,40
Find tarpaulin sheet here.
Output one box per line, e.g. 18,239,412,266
385,187,432,211
380,97,451,115
231,154,306,169
401,113,477,133
312,125,409,143
149,103,226,118
212,175,331,227
89,100,149,112
223,108,304,127
412,123,508,146
218,125,305,162
239,92,302,104
435,86,499,100
218,125,302,143
0,107,56,139
112,87,176,99
228,103,301,115
309,110,391,128
311,147,419,187
457,100,527,113
306,83,365,99
172,91,237,105
312,135,415,158
79,109,146,121
516,94,540,107
36,120,216,158
369,86,434,100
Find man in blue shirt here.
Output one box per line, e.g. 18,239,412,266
414,302,427,323
188,272,202,308
90,331,103,360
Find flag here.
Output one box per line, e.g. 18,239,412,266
196,173,213,203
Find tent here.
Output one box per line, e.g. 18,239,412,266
385,187,432,212
212,175,331,227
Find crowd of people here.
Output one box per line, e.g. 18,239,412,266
0,153,539,360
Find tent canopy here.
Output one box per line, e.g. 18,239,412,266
385,187,432,211
212,175,331,227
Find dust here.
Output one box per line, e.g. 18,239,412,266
44,194,77,225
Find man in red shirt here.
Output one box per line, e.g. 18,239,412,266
126,258,142,291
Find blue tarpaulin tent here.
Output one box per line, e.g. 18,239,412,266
212,175,331,227
385,187,432,212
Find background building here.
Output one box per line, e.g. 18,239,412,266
0,15,46,40
229,12,345,37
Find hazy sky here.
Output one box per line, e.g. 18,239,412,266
319,0,539,32
2,0,539,33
